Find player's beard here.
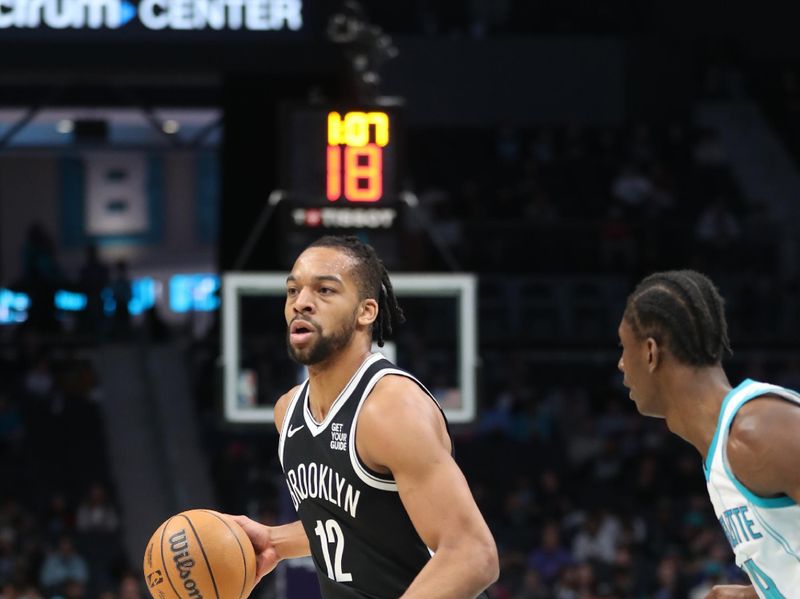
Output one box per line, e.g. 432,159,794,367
286,316,357,366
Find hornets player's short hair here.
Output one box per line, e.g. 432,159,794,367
307,235,406,347
623,269,733,366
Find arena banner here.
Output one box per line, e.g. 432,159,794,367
0,0,310,35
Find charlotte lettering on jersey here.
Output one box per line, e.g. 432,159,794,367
285,462,361,518
718,505,763,549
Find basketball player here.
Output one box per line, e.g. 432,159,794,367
617,270,800,599
231,236,499,599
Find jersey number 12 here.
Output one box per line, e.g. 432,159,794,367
314,519,353,582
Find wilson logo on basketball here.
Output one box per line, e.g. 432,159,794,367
169,530,203,598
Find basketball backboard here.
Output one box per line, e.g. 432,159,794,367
222,273,477,424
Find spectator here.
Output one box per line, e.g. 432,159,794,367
627,123,656,165
695,197,740,248
652,555,687,599
598,206,636,271
526,521,572,584
75,484,118,534
109,261,133,341
45,494,73,541
118,573,144,599
0,535,13,587
694,197,741,270
1,583,44,599
39,536,89,594
523,191,560,225
61,579,87,599
77,244,110,341
692,130,728,168
571,511,619,565
610,163,653,216
23,354,54,402
552,564,583,599
19,222,64,334
511,569,549,599
573,562,599,598
0,396,23,448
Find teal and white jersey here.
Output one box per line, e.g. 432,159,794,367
704,378,800,599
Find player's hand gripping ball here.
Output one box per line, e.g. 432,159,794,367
143,509,256,599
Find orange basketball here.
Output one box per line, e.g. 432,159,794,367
143,509,256,599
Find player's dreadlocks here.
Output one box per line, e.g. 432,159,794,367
624,270,732,366
308,235,406,347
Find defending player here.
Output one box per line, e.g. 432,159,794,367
232,235,498,599
617,270,800,599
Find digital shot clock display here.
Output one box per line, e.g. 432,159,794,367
281,103,403,207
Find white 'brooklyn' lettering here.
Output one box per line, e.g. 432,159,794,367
285,462,361,518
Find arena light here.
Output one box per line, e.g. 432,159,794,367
55,289,87,311
0,288,30,324
169,274,220,312
56,119,74,134
101,277,157,315
162,119,180,134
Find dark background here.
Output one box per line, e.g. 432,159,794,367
2,1,800,598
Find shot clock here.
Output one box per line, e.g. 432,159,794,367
326,110,388,202
281,102,403,207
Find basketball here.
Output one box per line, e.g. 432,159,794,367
143,509,256,599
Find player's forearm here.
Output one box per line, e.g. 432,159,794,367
269,520,311,561
706,585,758,598
400,541,498,599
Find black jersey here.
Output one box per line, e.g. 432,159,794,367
278,354,448,599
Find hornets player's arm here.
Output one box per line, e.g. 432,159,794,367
230,387,312,584
727,395,800,503
357,375,500,599
704,396,800,599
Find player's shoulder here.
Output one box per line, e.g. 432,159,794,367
730,393,800,446
360,373,444,436
274,384,304,433
359,373,451,462
365,373,435,414
727,394,800,491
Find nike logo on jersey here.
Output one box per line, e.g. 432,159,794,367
288,424,305,438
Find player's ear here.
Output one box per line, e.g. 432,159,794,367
646,337,660,372
358,298,378,327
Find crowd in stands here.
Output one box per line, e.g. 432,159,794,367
405,120,769,277
5,108,793,341
366,1,659,38
187,110,799,596
0,336,132,599
750,60,800,166
4,109,798,599
195,340,800,598
12,225,137,343
3,317,794,599
2,37,799,597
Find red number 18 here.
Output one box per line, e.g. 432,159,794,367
326,144,383,202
